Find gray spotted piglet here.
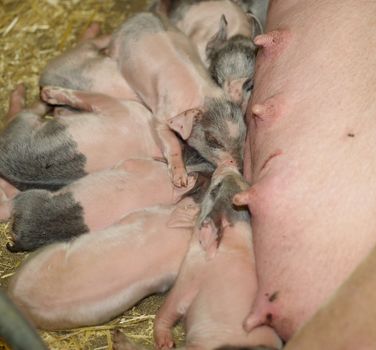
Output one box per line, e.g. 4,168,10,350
109,12,246,188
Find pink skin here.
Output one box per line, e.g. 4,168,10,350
7,198,198,330
57,158,198,232
40,86,163,173
173,0,254,67
154,219,282,349
236,0,376,341
39,24,140,102
0,86,163,221
109,15,225,188
284,243,376,350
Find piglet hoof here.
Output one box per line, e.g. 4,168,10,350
112,330,136,350
6,241,22,253
171,168,189,188
41,86,71,106
155,330,174,350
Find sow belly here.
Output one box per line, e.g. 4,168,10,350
244,0,376,340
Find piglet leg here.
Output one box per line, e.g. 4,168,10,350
41,86,123,114
154,236,202,349
112,330,146,350
78,22,111,50
156,123,188,188
7,83,51,121
6,84,25,121
79,22,101,42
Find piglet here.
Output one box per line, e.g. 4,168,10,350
155,0,257,113
157,0,255,67
207,16,256,114
153,165,282,349
7,197,199,330
109,12,246,187
5,157,203,252
0,85,162,192
39,23,140,103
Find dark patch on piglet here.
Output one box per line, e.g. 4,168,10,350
209,35,256,88
198,169,250,250
181,144,214,203
8,190,88,252
0,111,87,191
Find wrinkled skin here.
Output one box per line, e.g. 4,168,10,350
7,198,198,330
6,158,198,252
234,0,376,341
0,85,162,192
154,167,282,350
109,12,246,187
39,23,140,102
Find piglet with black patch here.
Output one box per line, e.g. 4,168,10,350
8,197,200,330
0,85,162,194
153,164,282,350
5,157,205,252
39,23,140,103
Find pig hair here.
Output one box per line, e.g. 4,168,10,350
184,143,215,174
182,144,214,202
0,112,87,191
205,174,250,228
198,171,250,245
208,35,256,87
39,40,103,92
187,97,246,170
182,171,212,204
8,190,89,252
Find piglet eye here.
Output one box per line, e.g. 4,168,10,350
243,79,254,92
205,132,224,149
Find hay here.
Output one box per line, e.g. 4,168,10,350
0,1,185,349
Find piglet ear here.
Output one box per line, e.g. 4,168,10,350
168,108,203,140
167,200,200,228
149,0,171,15
246,11,264,38
206,14,228,58
172,173,198,202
